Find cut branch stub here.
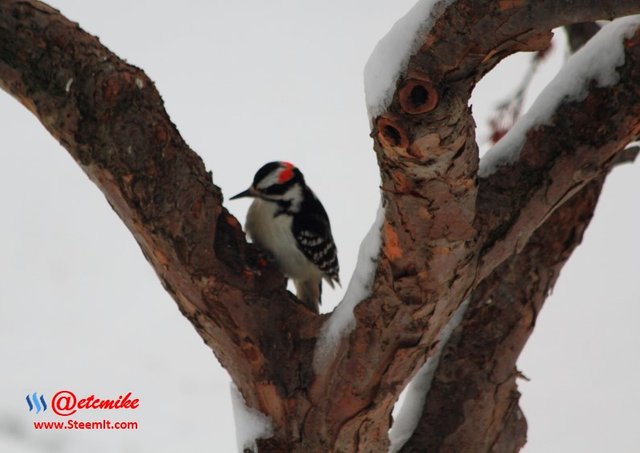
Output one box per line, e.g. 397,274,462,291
398,72,438,114
375,114,409,153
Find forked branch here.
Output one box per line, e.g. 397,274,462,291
1,0,639,451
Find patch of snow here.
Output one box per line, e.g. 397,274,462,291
313,200,386,372
387,298,470,452
230,383,273,453
479,15,640,177
364,0,455,119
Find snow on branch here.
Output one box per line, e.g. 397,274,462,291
313,202,386,371
230,384,273,453
479,15,640,177
387,298,470,452
364,0,455,119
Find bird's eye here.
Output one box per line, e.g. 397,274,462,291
263,184,290,195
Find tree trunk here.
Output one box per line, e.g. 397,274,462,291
1,0,639,451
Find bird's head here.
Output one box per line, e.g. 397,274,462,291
230,161,305,204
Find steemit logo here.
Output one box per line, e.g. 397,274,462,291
26,392,48,414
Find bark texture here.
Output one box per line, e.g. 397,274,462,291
1,1,639,452
401,178,604,453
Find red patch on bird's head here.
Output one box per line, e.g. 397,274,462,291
278,162,295,183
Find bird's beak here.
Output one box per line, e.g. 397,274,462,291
229,187,255,200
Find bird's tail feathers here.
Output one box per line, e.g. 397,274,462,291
294,279,321,312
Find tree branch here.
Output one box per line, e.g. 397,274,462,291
310,1,640,449
3,0,640,451
0,0,320,440
397,19,638,451
400,177,606,452
476,23,640,282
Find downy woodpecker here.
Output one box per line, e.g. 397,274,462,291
230,161,339,312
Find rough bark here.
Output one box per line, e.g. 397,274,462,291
398,22,631,453
1,1,639,452
401,176,603,453
0,0,319,438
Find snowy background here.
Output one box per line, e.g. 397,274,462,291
0,1,638,452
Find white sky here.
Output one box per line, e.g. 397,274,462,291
0,2,638,452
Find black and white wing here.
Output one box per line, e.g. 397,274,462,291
292,189,340,286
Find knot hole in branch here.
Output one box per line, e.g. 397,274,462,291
376,116,409,150
399,76,438,114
